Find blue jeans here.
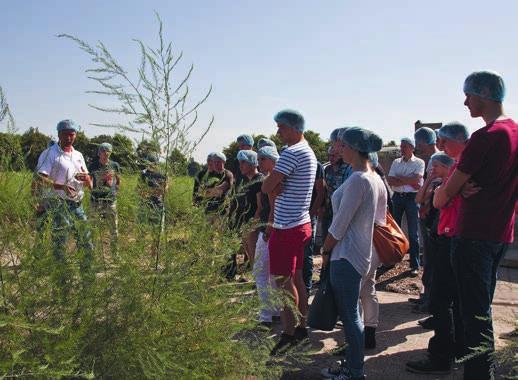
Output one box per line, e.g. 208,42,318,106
452,238,508,380
303,216,317,294
392,192,420,269
330,259,364,378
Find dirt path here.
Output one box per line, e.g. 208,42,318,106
278,265,517,380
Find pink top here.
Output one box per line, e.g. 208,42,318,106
438,164,461,237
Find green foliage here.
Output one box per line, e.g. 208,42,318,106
303,130,329,163
88,134,138,172
0,172,279,379
74,131,91,160
0,132,24,171
20,127,51,171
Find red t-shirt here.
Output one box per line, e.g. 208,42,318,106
455,118,518,243
438,164,461,237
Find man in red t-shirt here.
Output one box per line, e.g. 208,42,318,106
435,71,518,380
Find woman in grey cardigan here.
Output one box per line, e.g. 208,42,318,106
320,127,387,380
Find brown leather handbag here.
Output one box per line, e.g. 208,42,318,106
373,212,410,265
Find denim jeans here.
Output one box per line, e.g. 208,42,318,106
452,238,508,380
428,234,464,364
330,259,364,378
37,198,94,291
392,192,420,269
303,216,317,294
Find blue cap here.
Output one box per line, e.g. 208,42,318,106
401,137,415,148
430,152,455,168
341,127,383,153
274,109,305,132
463,71,505,102
257,146,280,162
237,150,258,166
209,152,226,162
236,134,254,147
98,142,113,153
257,138,276,149
438,122,469,143
414,127,437,145
368,152,379,168
330,127,348,142
56,119,80,132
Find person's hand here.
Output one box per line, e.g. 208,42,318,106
461,180,481,199
75,172,89,182
263,225,273,241
102,172,113,187
65,184,78,198
411,182,421,190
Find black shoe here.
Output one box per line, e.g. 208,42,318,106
406,357,452,375
418,316,434,330
270,333,296,356
294,326,309,342
364,326,376,349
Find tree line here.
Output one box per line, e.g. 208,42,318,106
0,127,332,175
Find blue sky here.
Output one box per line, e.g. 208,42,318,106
2,0,518,161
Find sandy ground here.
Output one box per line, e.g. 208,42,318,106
277,263,517,380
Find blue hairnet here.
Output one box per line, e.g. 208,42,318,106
98,142,113,153
237,150,258,166
236,134,254,147
368,152,379,168
274,109,305,132
257,138,276,149
414,127,437,145
146,152,159,163
438,122,469,143
209,152,226,162
430,152,455,168
463,71,505,102
330,127,348,142
257,146,279,162
401,137,415,147
341,127,383,153
56,119,80,132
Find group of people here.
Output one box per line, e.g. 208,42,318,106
32,120,166,284
30,69,516,380
193,70,517,380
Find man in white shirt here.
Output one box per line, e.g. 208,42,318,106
34,119,94,283
388,137,425,274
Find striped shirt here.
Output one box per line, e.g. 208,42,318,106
273,140,317,229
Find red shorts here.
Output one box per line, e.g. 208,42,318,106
268,222,312,277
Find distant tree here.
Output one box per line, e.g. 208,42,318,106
111,134,137,172
222,141,240,176
303,130,329,163
73,131,91,166
0,132,23,171
168,148,188,175
384,140,397,147
20,127,51,171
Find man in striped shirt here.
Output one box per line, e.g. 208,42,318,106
262,109,317,355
